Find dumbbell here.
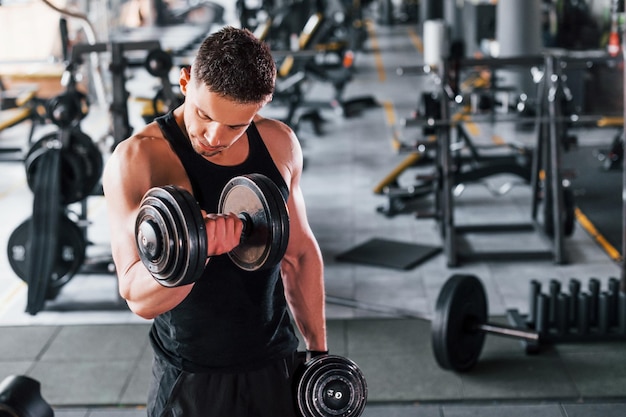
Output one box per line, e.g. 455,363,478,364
135,173,290,287
431,274,540,372
0,375,53,417
294,353,368,417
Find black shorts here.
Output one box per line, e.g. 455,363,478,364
147,353,299,417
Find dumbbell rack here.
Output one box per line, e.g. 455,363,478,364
506,277,626,353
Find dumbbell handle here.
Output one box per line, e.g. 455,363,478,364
237,212,252,241
475,322,540,342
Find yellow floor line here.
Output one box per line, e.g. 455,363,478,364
464,121,480,137
0,281,26,319
365,20,386,82
0,179,27,200
407,27,423,53
574,207,622,262
381,100,402,151
381,100,396,126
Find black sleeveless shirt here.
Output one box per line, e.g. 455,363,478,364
149,111,299,372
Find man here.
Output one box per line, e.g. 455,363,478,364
102,26,327,416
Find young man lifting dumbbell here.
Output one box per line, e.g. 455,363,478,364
102,26,327,417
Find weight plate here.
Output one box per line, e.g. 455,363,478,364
431,274,487,372
25,129,103,205
136,186,206,287
296,355,368,417
145,48,173,78
218,174,290,271
46,91,89,126
161,185,208,286
7,215,86,300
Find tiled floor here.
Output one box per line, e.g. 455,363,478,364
1,12,626,417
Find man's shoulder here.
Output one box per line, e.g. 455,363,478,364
254,116,296,140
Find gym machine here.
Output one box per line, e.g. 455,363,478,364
405,54,568,266
430,45,626,370
381,49,623,267
269,9,377,137
5,39,179,315
6,52,105,315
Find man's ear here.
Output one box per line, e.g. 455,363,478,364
179,66,191,95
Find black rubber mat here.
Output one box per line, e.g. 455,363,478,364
563,145,623,256
336,238,441,270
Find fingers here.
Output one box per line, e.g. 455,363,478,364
204,212,244,256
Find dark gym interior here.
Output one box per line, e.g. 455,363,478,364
2,0,626,416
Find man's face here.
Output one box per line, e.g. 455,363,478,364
179,67,266,159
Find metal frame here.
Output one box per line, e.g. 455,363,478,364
433,52,622,267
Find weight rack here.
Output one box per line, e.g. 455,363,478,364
507,277,626,353
426,51,622,267
432,54,561,266
504,33,626,350
6,40,180,314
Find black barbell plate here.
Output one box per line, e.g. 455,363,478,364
25,130,103,205
145,48,174,78
46,92,89,127
218,174,290,271
431,274,488,372
296,355,368,417
7,215,87,300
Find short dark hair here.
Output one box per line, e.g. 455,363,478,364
193,26,276,103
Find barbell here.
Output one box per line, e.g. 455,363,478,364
295,353,368,417
135,173,290,287
431,274,540,372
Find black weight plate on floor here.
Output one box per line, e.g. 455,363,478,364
431,274,487,372
136,186,206,287
296,355,367,417
218,174,290,271
8,214,86,300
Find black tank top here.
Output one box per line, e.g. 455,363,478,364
149,111,299,372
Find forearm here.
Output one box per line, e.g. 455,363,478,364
282,243,327,351
118,258,193,319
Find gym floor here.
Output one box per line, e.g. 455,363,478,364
1,16,626,417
